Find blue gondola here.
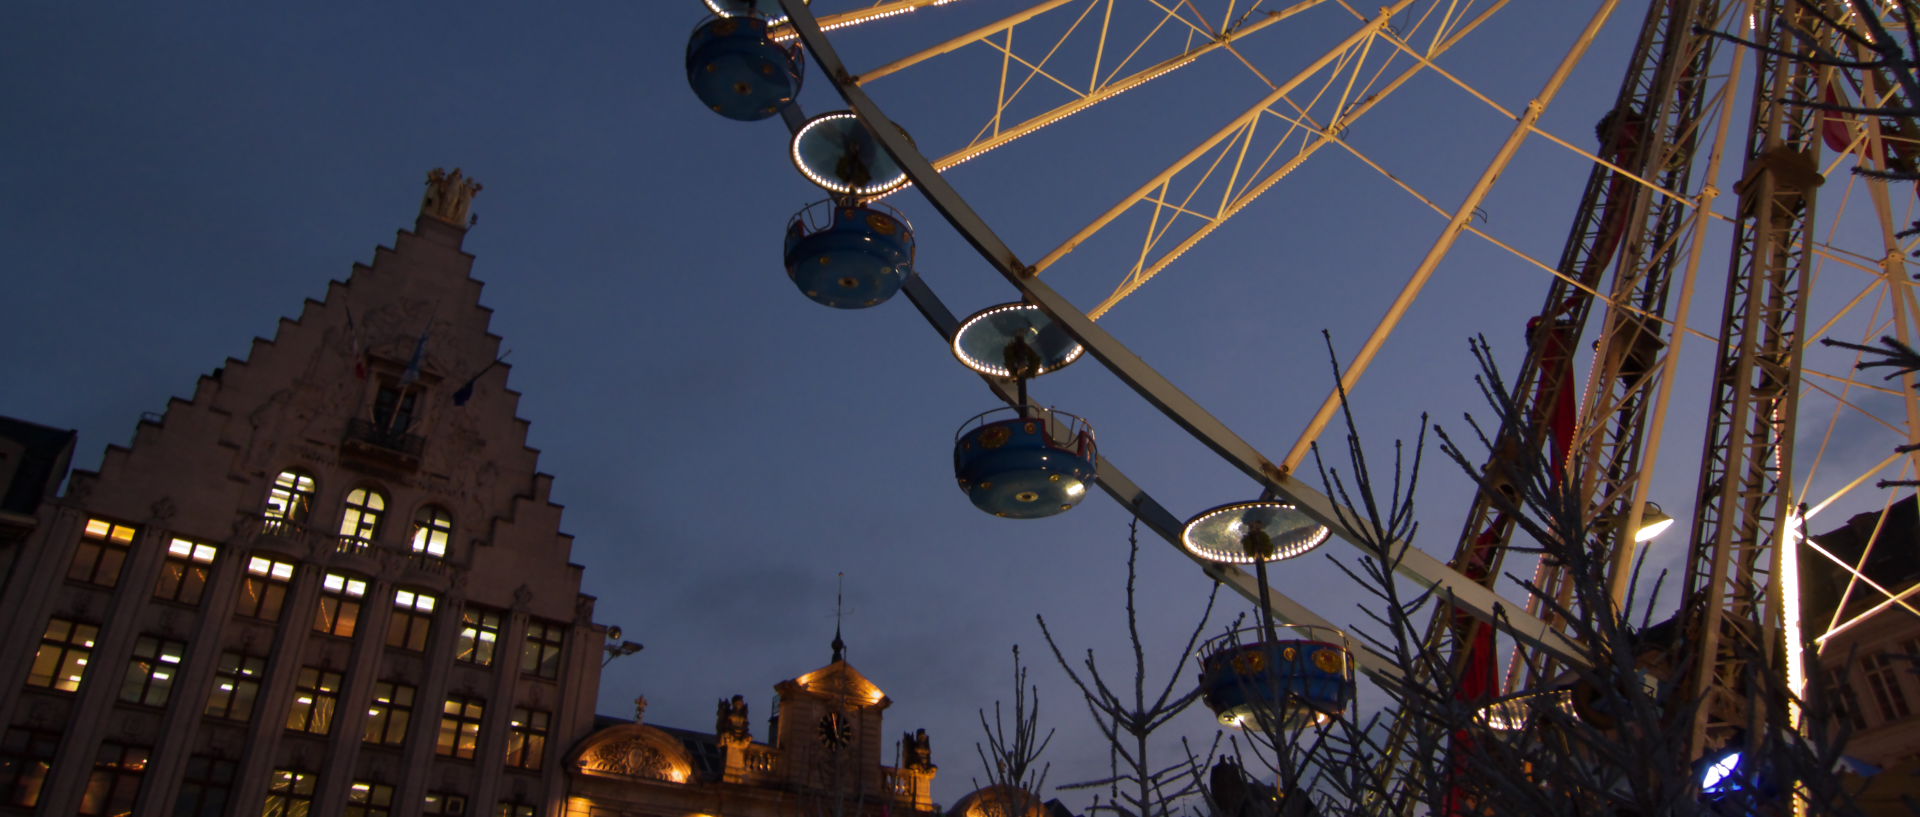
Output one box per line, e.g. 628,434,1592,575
784,200,914,308
953,407,1096,519
685,12,803,121
1197,628,1354,729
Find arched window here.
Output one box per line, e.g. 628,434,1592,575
411,506,453,558
266,471,316,523
339,489,387,541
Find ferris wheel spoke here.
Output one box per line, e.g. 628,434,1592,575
1080,2,1524,318
920,5,1312,173
1032,2,1416,276
779,0,1595,670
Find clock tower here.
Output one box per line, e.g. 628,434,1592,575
773,632,895,795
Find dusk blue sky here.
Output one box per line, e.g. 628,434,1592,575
6,2,1913,810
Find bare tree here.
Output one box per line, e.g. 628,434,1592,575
1041,520,1222,817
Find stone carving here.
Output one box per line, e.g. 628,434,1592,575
584,738,674,781
512,583,533,610
905,728,933,771
150,496,177,522
422,168,483,226
634,695,649,724
717,695,750,743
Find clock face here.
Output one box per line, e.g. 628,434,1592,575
818,711,853,750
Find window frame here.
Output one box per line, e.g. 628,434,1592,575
345,780,395,817
77,740,147,817
0,725,59,809
172,753,237,817
437,696,486,760
363,680,416,747
411,505,454,558
314,572,368,639
236,555,296,622
423,792,469,816
521,619,565,680
27,617,99,692
1864,651,1913,722
285,666,343,735
118,634,187,708
505,707,550,770
153,537,219,606
68,517,136,588
263,768,316,816
265,470,317,524
204,650,267,722
457,607,503,667
387,589,437,652
339,487,388,542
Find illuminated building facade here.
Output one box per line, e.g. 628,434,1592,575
564,641,939,817
1806,496,1920,768
0,174,947,817
0,173,603,816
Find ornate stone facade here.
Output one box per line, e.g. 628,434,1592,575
0,182,600,817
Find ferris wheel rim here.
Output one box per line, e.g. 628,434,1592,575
771,0,1594,674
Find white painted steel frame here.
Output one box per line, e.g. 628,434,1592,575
776,0,1590,670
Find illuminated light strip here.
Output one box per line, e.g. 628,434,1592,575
1178,502,1332,564
790,112,912,197
705,0,808,26
768,0,961,42
950,303,1087,377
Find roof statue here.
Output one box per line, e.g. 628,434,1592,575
421,167,482,226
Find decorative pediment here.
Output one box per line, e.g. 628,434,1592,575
787,660,889,707
571,723,694,784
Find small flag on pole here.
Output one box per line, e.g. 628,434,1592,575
345,307,368,380
451,351,510,407
399,328,430,385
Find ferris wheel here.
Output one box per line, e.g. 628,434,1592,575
685,0,1920,754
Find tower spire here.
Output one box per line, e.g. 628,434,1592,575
831,571,846,663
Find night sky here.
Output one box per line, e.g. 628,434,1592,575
6,2,1913,810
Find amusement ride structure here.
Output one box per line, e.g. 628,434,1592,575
685,0,1920,785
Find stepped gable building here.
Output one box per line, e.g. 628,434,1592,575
0,171,951,817
567,636,939,817
1805,496,1920,770
0,170,605,817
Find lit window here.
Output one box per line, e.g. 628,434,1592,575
0,726,58,808
172,754,235,817
345,780,394,817
495,803,538,817
339,488,387,541
521,619,565,679
263,768,315,815
154,538,219,606
285,667,342,735
27,618,98,692
363,681,416,746
236,556,295,621
423,792,468,816
68,517,136,588
411,505,454,558
315,573,367,638
118,634,187,707
437,696,485,759
506,707,549,770
387,590,436,652
77,741,147,816
265,470,316,524
204,651,266,722
457,608,503,666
